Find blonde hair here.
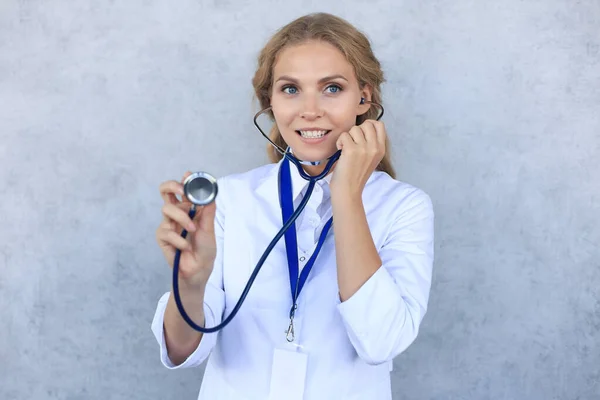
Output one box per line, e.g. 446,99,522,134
251,12,396,179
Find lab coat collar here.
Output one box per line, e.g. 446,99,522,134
254,157,333,204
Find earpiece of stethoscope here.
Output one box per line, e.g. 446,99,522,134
183,172,218,206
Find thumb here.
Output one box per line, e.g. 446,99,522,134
197,201,217,234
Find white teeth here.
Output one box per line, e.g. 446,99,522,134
299,130,327,138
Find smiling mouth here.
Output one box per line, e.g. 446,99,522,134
295,130,331,139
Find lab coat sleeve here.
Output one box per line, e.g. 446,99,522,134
336,188,434,365
150,179,227,370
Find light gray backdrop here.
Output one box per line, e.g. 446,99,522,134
1,1,599,399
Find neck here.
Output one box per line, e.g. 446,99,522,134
301,161,336,177
286,149,339,177
302,164,324,176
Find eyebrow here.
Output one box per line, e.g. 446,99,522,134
275,74,349,84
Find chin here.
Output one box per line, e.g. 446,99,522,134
290,146,337,162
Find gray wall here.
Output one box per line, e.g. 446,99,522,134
1,1,598,399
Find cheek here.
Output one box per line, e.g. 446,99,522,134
322,97,358,128
271,107,297,143
273,113,296,137
328,109,358,131
271,98,296,125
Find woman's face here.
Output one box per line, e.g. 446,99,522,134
270,40,371,171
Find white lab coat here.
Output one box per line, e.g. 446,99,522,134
151,158,434,399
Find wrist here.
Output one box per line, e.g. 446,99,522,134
177,275,208,295
331,187,363,205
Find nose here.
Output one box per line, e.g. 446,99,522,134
300,95,323,120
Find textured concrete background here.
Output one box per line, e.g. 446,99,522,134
1,0,599,399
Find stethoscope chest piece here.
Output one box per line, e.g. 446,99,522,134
183,172,218,206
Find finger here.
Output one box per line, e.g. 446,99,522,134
370,120,387,148
358,121,379,145
159,204,191,236
162,203,196,232
181,171,192,183
156,227,192,251
178,171,196,205
347,125,366,144
360,120,382,153
159,180,185,204
336,132,353,150
162,202,193,225
164,192,178,205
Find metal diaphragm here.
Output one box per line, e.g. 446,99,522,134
183,172,218,206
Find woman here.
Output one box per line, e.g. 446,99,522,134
152,12,434,400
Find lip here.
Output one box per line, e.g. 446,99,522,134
298,135,329,144
296,127,331,131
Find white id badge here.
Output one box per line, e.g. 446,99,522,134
267,347,308,400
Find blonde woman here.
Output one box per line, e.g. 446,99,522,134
153,12,434,400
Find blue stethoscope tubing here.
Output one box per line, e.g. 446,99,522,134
172,99,383,333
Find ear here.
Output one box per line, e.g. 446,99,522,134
357,84,373,116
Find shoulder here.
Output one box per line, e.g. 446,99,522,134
215,162,278,205
365,171,434,220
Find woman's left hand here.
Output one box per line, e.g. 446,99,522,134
330,120,387,199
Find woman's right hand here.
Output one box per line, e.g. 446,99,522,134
156,171,217,288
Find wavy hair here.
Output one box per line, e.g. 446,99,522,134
251,12,396,178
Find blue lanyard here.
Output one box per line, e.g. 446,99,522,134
278,157,333,341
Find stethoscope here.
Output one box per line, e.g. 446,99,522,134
172,98,384,335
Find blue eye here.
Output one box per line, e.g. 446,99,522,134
282,86,298,95
326,84,342,93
